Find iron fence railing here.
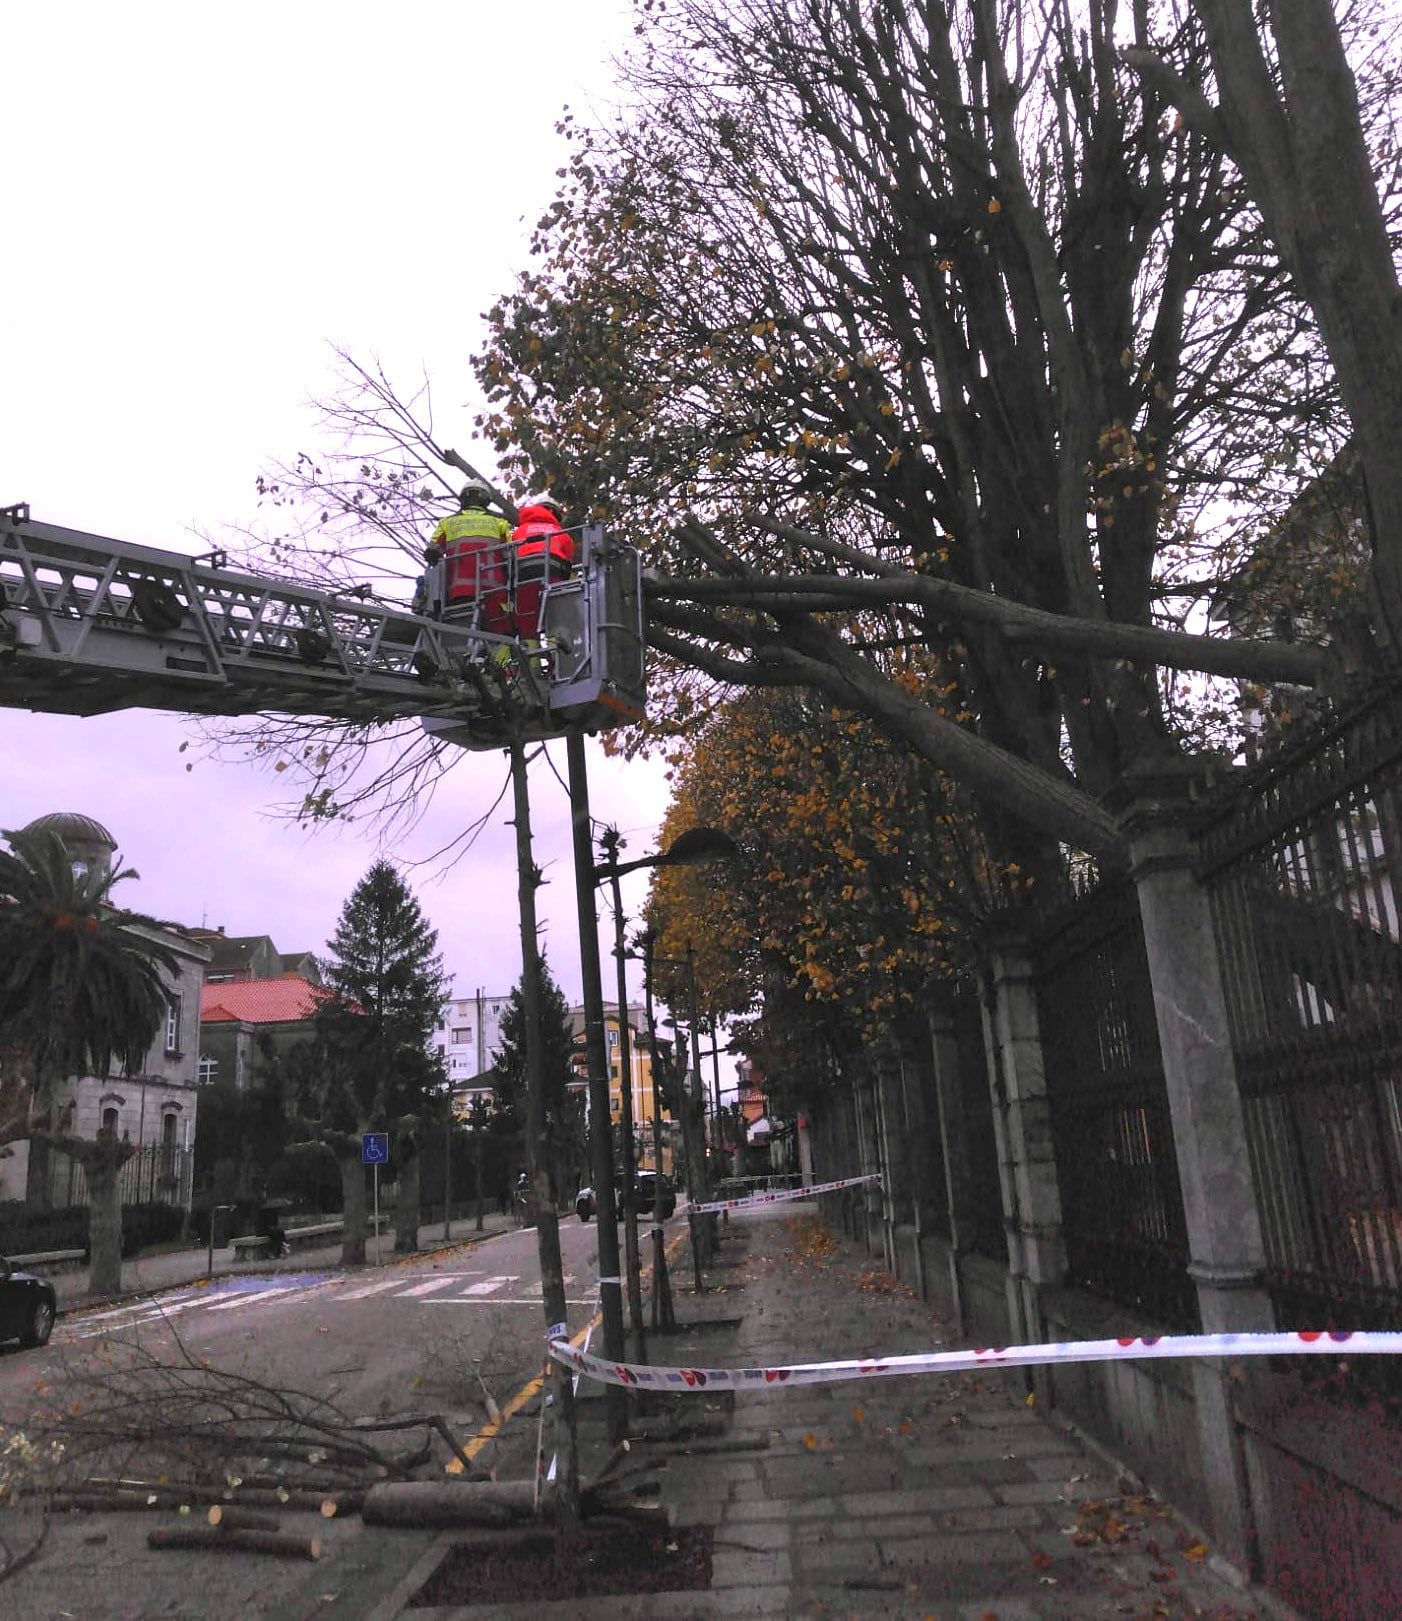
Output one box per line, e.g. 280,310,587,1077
953,991,1007,1262
1199,684,1402,1367
48,1144,193,1210
1032,882,1199,1330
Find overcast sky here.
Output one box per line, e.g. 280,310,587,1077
1,3,715,1062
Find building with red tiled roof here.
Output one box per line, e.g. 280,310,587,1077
198,974,340,1090
201,975,337,1027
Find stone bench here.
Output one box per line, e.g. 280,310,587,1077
7,1247,87,1272
231,1216,388,1258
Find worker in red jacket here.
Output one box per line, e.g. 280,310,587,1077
511,495,575,640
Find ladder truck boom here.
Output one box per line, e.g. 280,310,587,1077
0,504,646,748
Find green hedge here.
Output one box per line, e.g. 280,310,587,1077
0,1200,186,1259
0,1202,88,1255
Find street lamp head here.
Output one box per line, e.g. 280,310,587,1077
595,824,738,881
657,826,738,868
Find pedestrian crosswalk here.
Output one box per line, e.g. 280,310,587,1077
60,1268,597,1342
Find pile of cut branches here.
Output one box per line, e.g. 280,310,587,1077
13,1336,476,1509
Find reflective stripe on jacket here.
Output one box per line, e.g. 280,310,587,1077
432,509,513,601
512,505,574,571
432,510,513,547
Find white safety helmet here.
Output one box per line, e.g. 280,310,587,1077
530,493,564,518
459,480,493,508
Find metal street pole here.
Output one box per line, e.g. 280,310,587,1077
510,740,579,1512
639,930,677,1326
685,940,714,1264
444,1087,453,1241
709,1022,725,1177
601,827,647,1362
565,733,629,1442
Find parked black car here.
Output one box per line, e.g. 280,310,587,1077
0,1257,57,1349
576,1173,678,1222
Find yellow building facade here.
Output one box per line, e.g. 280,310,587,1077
602,1007,674,1173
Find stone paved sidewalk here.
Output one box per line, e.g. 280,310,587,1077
394,1202,1294,1620
674,1205,1286,1618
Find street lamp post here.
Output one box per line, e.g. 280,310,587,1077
683,940,712,1252
592,826,738,1320
443,1082,455,1241
565,734,628,1444
649,954,712,1287
599,824,647,1362
637,927,677,1327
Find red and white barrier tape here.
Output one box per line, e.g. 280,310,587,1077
690,1173,880,1214
549,1329,1402,1391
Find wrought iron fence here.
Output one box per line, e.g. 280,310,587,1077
1032,883,1199,1329
952,990,1007,1262
47,1144,194,1211
1199,683,1402,1368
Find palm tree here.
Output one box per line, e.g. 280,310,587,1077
0,826,181,1292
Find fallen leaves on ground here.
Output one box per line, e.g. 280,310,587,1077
787,1217,839,1268
1067,1490,1176,1550
855,1267,916,1297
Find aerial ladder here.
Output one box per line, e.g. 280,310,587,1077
0,496,644,1463
0,502,646,748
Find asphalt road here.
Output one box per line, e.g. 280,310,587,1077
0,1214,629,1482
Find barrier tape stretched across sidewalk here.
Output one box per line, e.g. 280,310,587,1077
549,1329,1402,1391
690,1172,881,1214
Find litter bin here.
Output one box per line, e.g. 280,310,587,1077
211,1205,234,1248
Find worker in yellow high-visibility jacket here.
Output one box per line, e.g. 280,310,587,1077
429,481,513,632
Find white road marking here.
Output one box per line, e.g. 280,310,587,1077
458,1275,519,1296
204,1287,297,1313
336,1278,411,1301
396,1277,463,1298
71,1287,207,1325
64,1295,213,1339
422,1297,597,1307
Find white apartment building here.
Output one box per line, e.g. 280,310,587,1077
433,988,512,1102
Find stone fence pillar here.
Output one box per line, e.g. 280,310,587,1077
1116,764,1275,1574
980,944,1067,1377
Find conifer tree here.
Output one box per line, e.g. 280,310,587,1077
492,956,580,1201
298,860,448,1262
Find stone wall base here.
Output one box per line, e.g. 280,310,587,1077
1042,1286,1401,1619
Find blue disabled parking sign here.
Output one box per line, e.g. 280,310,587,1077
361,1132,389,1164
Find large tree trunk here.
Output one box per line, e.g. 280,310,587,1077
1162,1,1402,642
81,1132,133,1296
87,1155,124,1296
338,1150,367,1266
25,1139,53,1213
393,1125,420,1255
